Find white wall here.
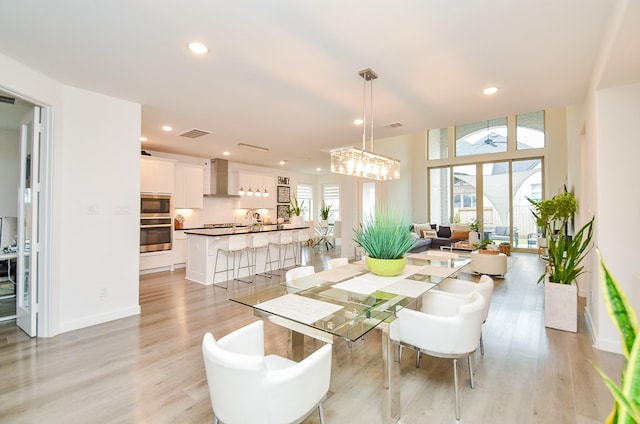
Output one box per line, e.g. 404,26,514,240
0,129,19,218
0,52,142,336
587,82,640,353
58,86,141,332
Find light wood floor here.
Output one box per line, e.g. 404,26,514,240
0,247,625,423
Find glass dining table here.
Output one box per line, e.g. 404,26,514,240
230,253,470,423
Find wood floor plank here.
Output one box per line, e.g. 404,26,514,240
0,249,625,423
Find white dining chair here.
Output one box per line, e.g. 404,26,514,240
390,290,485,421
285,265,315,284
327,257,349,270
202,320,332,424
437,275,494,355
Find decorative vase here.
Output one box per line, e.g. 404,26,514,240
468,231,479,245
544,274,577,332
366,256,407,277
290,216,303,225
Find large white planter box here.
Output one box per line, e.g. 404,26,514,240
544,274,577,332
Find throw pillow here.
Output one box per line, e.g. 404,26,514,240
421,229,438,239
449,230,470,241
412,223,431,236
437,225,451,238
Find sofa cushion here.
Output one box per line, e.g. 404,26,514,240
412,223,431,236
449,230,469,241
495,226,509,236
421,229,438,238
437,225,451,238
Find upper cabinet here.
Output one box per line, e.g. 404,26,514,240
238,173,276,210
174,163,204,209
140,156,176,194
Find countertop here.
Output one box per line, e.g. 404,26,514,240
184,224,309,237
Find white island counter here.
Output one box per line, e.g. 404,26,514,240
185,224,309,285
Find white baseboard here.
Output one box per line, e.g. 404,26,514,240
585,308,622,354
59,305,140,334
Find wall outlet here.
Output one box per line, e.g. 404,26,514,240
99,287,107,298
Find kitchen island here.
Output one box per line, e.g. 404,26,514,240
185,224,309,285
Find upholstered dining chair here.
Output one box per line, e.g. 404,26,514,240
389,290,486,421
327,257,349,270
202,320,332,424
437,275,494,355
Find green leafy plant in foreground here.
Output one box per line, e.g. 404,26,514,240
353,206,414,260
593,249,640,423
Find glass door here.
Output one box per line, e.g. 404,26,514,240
17,106,39,337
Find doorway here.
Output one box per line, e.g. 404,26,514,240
0,88,51,336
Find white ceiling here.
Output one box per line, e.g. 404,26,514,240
0,0,637,174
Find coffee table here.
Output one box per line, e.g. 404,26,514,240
441,241,476,252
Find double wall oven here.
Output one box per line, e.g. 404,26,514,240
140,194,172,252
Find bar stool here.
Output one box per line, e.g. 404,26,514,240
213,235,252,288
292,229,310,265
266,231,296,276
247,232,272,278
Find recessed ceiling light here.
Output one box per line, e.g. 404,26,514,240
162,125,173,131
316,168,321,172
279,160,287,165
188,42,209,55
140,136,148,142
223,151,230,156
482,87,499,95
354,119,363,125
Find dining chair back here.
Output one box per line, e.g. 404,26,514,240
327,257,349,270
202,320,332,424
285,265,315,282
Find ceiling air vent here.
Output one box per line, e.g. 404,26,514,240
384,122,403,128
179,128,211,138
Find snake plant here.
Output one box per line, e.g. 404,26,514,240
593,249,640,423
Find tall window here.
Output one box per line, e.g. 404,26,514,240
296,184,313,222
455,118,508,157
322,183,340,222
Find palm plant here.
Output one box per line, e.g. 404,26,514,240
353,206,414,260
593,250,640,423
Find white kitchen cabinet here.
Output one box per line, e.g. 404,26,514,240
239,173,276,210
139,250,173,272
172,230,187,267
174,163,204,209
140,156,176,194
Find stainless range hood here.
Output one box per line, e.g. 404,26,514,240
204,158,240,198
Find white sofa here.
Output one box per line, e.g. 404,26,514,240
470,251,507,276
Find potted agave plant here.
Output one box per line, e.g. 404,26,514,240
319,201,332,227
353,206,414,277
530,192,594,332
287,195,305,226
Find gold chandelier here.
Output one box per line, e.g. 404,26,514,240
330,68,400,180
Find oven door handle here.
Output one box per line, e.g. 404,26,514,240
140,224,173,229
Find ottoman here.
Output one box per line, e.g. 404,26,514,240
470,251,507,276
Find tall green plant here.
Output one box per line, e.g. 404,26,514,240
353,206,414,260
593,250,640,423
544,216,594,284
286,194,304,217
320,201,332,221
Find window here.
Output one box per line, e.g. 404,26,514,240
517,111,545,150
322,184,340,222
296,184,313,222
455,118,507,157
428,127,448,160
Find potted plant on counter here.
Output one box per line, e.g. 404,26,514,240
287,195,305,225
530,191,594,332
319,201,332,227
353,206,414,277
468,218,480,245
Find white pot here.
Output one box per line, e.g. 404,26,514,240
320,219,328,227
290,216,303,225
468,231,479,245
544,274,577,332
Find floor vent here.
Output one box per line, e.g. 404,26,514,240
180,128,211,138
384,122,403,128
